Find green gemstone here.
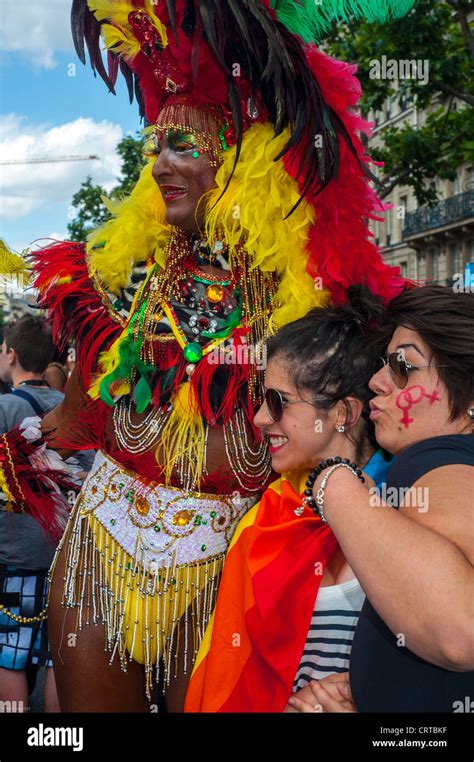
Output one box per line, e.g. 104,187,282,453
110,519,116,526
194,515,202,526
192,150,200,158
201,544,207,552
153,525,161,532
183,342,203,363
210,511,217,519
113,298,124,311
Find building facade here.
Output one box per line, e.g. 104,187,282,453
369,91,474,288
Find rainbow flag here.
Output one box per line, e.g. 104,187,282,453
185,470,338,712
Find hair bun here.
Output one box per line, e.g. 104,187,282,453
347,284,387,334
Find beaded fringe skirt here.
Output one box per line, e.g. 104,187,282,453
50,451,255,698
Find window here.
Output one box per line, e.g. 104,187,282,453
430,249,439,282
468,168,474,191
400,261,408,278
398,195,408,237
385,209,392,246
452,243,462,276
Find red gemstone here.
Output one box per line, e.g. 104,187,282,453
198,317,209,329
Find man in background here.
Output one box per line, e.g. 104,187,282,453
0,316,64,712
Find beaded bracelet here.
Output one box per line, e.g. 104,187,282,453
315,463,366,524
294,456,365,518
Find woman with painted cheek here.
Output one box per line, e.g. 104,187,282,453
300,284,474,714
185,286,392,713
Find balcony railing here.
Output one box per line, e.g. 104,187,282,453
403,190,474,238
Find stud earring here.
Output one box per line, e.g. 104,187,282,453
336,425,345,433
468,408,474,420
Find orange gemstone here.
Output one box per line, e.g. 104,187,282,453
172,509,194,527
91,486,98,495
207,284,224,303
135,495,150,515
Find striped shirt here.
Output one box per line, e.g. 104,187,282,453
293,577,365,690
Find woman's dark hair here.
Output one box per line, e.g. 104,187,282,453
266,285,388,462
386,285,474,421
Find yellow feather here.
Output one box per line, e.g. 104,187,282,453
87,161,168,294
0,239,30,280
101,24,141,59
85,124,329,322
88,0,168,51
204,122,330,327
88,330,129,400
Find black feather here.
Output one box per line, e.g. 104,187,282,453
119,59,135,105
107,51,119,89
166,0,179,45
70,0,87,64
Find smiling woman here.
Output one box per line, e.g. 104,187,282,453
185,286,393,712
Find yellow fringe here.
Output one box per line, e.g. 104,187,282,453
158,382,206,488
58,498,223,699
0,462,15,509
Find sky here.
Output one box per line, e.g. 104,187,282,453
0,0,143,253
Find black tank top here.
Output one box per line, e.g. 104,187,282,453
350,433,474,712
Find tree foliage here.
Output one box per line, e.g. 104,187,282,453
324,0,474,204
67,134,145,241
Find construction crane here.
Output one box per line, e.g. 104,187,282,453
0,155,100,165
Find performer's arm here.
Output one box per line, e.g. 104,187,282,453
40,366,90,458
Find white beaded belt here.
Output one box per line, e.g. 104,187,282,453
79,451,255,571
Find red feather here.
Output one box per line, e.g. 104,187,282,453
284,47,407,305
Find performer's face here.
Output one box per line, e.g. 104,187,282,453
151,125,218,233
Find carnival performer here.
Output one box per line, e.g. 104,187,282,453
0,0,414,711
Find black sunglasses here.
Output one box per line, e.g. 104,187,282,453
264,387,326,423
375,352,447,390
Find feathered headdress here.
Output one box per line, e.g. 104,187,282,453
71,0,415,308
